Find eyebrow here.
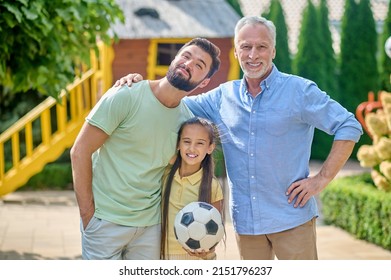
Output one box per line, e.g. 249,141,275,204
182,50,207,68
182,137,207,143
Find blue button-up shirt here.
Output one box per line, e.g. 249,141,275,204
184,65,362,235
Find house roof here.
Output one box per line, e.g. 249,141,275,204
110,0,241,39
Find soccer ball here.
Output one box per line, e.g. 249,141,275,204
174,201,224,252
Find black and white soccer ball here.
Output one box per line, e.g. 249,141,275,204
174,201,224,252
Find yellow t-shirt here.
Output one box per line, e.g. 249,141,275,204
162,167,224,256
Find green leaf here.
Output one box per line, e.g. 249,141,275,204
21,6,38,20
3,2,23,23
1,0,124,100
3,11,19,28
14,0,29,6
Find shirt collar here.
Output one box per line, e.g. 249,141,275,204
173,167,203,185
264,64,279,90
239,64,279,96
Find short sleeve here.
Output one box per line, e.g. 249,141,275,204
86,86,135,135
211,177,224,203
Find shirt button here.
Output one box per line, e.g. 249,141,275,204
252,196,256,200
251,132,254,135
251,175,254,179
252,110,256,113
250,153,254,156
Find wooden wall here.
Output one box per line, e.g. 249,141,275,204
112,39,150,83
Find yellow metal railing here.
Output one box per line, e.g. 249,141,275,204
0,42,114,197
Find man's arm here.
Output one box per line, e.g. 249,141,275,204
286,139,355,207
70,122,109,229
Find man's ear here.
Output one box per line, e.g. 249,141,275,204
198,78,211,89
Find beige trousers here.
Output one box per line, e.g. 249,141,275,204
235,218,318,260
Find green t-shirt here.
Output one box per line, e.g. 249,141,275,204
86,81,194,226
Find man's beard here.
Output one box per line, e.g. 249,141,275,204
240,60,272,80
167,65,199,92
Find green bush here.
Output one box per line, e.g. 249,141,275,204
20,162,73,191
320,173,391,250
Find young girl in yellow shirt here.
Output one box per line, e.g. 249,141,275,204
161,117,224,260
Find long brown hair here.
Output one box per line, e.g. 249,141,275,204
160,117,220,259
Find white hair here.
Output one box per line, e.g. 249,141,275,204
234,16,276,47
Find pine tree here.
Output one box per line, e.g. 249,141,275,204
339,0,378,114
311,0,336,160
294,0,324,85
357,0,379,92
339,0,359,109
264,0,292,73
318,0,337,97
339,0,378,154
380,0,391,92
226,0,243,16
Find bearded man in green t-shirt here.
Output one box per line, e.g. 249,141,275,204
70,38,221,260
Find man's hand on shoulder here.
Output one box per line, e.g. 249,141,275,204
114,73,144,87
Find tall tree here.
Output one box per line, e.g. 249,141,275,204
338,0,359,108
226,0,243,16
339,0,378,114
293,0,324,85
311,0,337,160
263,0,291,73
318,0,337,97
339,0,378,153
380,0,391,92
357,0,379,92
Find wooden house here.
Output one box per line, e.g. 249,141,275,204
109,0,241,95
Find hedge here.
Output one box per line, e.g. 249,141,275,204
21,163,73,191
320,173,391,250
